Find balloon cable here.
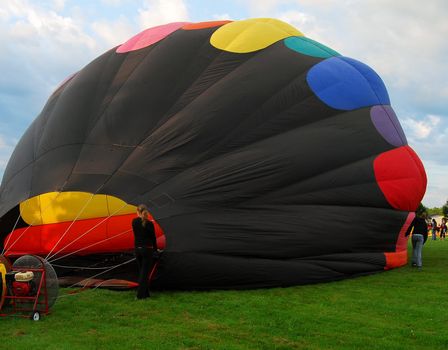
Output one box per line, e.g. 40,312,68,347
56,257,136,298
48,228,132,263
44,191,98,260
45,199,132,261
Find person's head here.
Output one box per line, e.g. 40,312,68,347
443,218,447,224
137,204,149,226
137,204,149,218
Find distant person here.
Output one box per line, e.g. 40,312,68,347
132,204,158,299
406,213,428,269
440,218,447,240
431,218,438,240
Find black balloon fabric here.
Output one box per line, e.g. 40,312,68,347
0,19,426,289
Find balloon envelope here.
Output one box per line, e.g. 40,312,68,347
0,18,426,289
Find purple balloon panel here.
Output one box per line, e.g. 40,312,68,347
370,105,407,147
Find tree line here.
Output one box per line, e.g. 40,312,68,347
418,200,448,217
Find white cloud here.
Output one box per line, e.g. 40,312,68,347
402,115,448,206
1,1,97,56
0,1,102,125
402,114,441,140
91,15,135,48
138,0,189,28
212,13,232,21
277,10,312,29
240,0,281,15
52,0,65,11
276,10,328,40
101,0,124,5
421,160,448,207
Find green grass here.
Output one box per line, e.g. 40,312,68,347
1,241,448,350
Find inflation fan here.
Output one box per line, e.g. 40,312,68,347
0,255,58,321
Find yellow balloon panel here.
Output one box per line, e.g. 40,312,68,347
210,18,303,53
107,196,137,216
20,192,136,225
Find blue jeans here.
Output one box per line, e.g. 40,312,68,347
432,229,437,240
412,234,424,267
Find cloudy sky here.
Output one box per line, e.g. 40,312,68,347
0,0,447,207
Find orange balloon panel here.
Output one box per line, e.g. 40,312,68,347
4,214,165,257
182,20,232,30
384,212,414,270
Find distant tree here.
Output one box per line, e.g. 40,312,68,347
416,203,428,217
442,200,448,217
428,207,443,216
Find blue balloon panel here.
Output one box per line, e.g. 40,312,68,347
307,56,390,110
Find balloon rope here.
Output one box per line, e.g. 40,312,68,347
48,228,132,263
3,191,63,255
1,199,30,255
51,261,131,270
44,192,98,260
59,257,136,293
90,279,120,290
46,200,132,261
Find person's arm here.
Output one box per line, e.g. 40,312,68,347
149,221,158,251
423,219,429,243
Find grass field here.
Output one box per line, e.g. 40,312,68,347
1,240,448,350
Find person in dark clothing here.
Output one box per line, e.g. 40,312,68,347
431,218,438,240
405,213,428,269
132,204,158,299
440,218,447,240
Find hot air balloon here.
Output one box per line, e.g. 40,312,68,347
0,18,426,289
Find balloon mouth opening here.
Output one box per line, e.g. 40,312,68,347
0,205,27,252
0,192,166,258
